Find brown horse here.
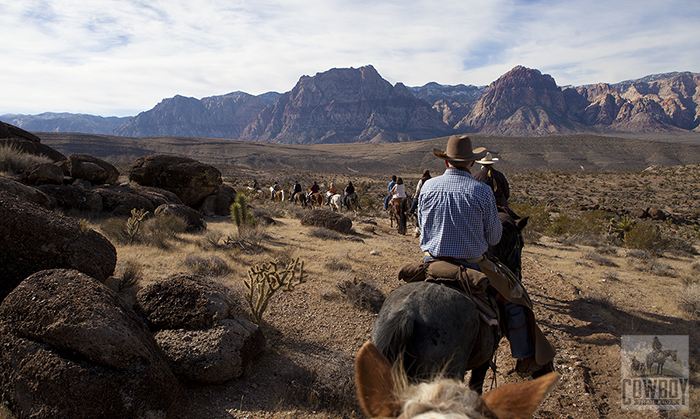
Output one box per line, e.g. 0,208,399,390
308,192,323,209
292,192,307,207
389,198,407,235
273,190,285,201
355,341,559,419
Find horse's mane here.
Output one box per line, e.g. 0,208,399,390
396,378,487,419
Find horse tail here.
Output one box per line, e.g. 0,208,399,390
372,314,416,367
398,200,407,235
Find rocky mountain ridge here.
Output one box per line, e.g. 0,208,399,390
3,66,699,143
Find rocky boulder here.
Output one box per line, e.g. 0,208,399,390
0,191,116,301
21,162,64,186
154,203,206,232
94,185,156,217
200,183,237,216
0,177,55,209
135,273,264,384
37,184,104,213
128,154,222,206
300,209,352,233
0,269,180,419
59,153,119,185
0,122,66,162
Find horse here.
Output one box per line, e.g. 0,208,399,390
308,192,324,209
292,191,307,207
273,190,285,202
646,349,677,375
355,341,559,419
344,192,360,212
389,198,408,235
329,194,342,211
370,212,528,394
246,187,267,200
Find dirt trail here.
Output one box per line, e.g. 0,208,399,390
174,215,697,419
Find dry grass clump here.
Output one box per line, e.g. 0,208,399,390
601,271,620,282
324,252,352,271
310,227,341,241
115,259,143,290
183,255,231,277
629,258,676,277
679,284,700,318
224,225,268,253
0,144,53,175
334,276,384,313
100,212,189,248
583,251,619,267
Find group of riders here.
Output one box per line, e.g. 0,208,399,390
250,179,358,209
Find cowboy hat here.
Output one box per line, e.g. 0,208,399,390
476,152,499,165
433,135,487,162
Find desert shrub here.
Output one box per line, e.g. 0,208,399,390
624,220,667,254
609,215,635,241
224,224,267,253
244,258,306,324
100,217,129,244
0,144,53,175
584,251,619,267
508,201,550,242
626,249,652,259
116,259,143,290
548,210,608,238
596,245,618,256
126,208,149,243
359,194,379,212
336,277,384,313
325,252,352,271
581,292,613,310
309,227,341,240
183,255,231,277
141,213,188,248
679,284,700,318
630,258,676,277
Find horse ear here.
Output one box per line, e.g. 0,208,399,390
516,216,529,231
479,372,559,419
355,341,399,418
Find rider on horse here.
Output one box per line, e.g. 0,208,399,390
415,135,555,378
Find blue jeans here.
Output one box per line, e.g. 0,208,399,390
384,194,392,210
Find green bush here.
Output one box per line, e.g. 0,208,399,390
624,220,667,254
508,201,551,242
183,255,231,277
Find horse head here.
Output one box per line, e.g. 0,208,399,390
488,212,528,280
356,341,559,419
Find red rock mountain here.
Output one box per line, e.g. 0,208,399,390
238,65,452,144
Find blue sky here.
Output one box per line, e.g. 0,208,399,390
2,0,699,117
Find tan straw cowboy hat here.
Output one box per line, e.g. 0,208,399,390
433,134,487,162
476,152,499,165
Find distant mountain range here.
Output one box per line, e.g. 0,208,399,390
2,66,698,144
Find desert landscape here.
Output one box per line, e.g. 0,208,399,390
3,130,700,419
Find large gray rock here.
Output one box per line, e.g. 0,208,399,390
0,177,56,209
154,317,264,384
199,183,236,216
0,269,180,419
135,273,237,330
59,153,120,185
0,191,116,301
0,122,65,162
135,273,264,384
128,154,222,206
300,209,352,233
94,185,156,217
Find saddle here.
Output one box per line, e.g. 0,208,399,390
398,259,500,326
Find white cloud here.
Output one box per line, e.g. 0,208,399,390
1,0,698,116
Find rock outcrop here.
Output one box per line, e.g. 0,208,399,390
240,65,452,144
154,203,206,232
59,153,120,185
300,209,353,233
135,273,265,384
0,191,116,301
0,269,180,419
128,154,222,206
0,121,66,162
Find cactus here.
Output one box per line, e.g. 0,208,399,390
126,208,149,243
243,258,305,324
230,193,256,228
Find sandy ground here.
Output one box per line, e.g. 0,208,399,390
168,213,699,419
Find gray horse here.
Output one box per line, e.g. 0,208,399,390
371,213,528,394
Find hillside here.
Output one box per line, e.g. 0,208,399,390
38,131,700,175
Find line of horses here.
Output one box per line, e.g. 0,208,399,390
247,186,360,212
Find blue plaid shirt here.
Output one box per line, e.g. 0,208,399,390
418,168,502,260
